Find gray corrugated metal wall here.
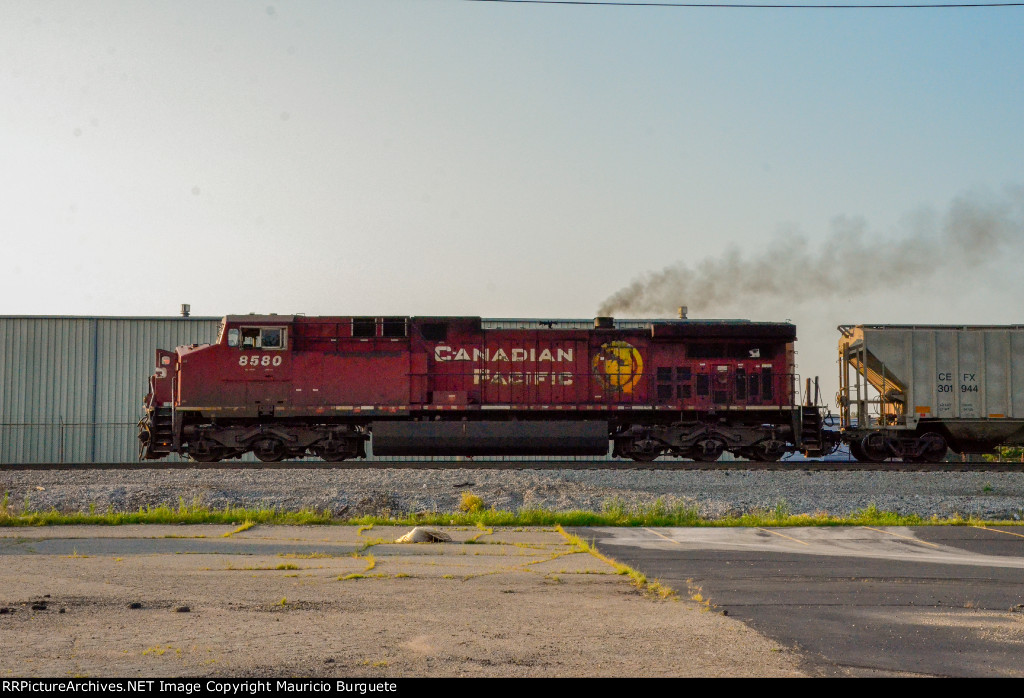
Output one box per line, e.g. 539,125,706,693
0,316,219,463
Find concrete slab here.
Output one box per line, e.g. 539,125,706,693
0,525,805,677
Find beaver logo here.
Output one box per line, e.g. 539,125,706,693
592,341,644,394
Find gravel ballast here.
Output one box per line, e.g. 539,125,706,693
2,467,1023,520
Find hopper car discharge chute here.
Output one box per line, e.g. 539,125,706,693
139,314,834,463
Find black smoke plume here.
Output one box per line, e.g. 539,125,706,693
597,187,1024,317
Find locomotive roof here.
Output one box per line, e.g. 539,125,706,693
221,314,795,338
480,317,791,331
223,314,792,327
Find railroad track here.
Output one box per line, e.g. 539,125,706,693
1,460,1020,472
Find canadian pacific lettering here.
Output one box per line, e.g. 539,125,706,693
472,369,574,385
433,346,574,363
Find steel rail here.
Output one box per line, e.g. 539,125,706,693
1,461,1020,472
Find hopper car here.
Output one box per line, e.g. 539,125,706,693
837,324,1024,462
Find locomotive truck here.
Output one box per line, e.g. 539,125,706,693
138,314,831,463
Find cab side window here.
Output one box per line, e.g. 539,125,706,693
241,328,260,349
236,327,287,350
261,328,282,348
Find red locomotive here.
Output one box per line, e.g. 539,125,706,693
138,314,828,462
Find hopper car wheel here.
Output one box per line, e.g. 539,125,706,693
848,439,869,462
253,437,286,462
860,433,890,463
913,433,948,464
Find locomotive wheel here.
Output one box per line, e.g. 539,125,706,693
690,438,725,462
315,446,340,462
751,440,787,462
188,441,227,463
315,444,351,462
626,439,664,462
189,450,227,463
253,437,286,462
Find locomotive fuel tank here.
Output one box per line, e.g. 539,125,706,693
371,421,610,457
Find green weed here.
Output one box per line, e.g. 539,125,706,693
0,498,1017,529
223,521,255,537
0,501,336,527
458,492,485,514
556,525,675,599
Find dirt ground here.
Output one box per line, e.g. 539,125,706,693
0,525,806,677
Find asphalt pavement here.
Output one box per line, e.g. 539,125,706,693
576,525,1024,677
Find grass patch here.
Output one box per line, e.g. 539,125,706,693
458,492,485,514
142,645,179,657
356,537,387,553
0,496,336,527
556,525,675,599
466,521,494,544
223,521,255,537
349,500,979,528
223,564,312,571
1,493,1019,529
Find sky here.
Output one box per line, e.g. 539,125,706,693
2,0,1023,391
